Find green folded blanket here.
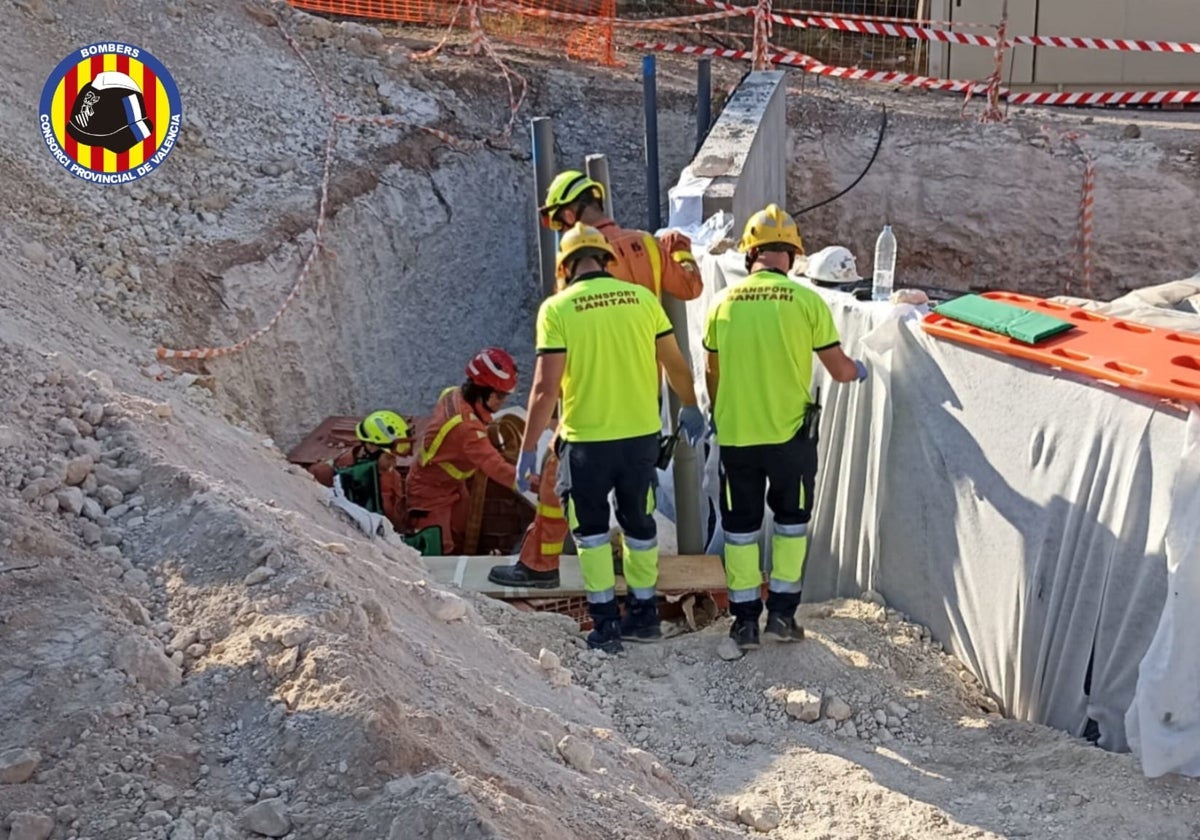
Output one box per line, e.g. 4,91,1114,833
935,294,1075,344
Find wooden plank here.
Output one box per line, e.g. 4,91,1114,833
422,554,727,600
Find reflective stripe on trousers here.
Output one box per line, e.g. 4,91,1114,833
576,530,616,604
623,534,658,600
770,522,807,594
724,524,809,600
518,456,567,572
724,529,762,603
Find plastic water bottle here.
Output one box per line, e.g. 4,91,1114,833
872,224,896,302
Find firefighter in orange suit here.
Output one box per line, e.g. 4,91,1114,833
488,171,703,589
407,348,521,555
309,410,410,534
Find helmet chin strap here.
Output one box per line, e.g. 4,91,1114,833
470,392,496,424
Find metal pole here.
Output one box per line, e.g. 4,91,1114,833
696,58,712,155
584,154,614,220
642,56,661,232
641,55,704,553
663,296,705,555
531,117,557,299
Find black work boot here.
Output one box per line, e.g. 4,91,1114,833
728,598,763,651
487,561,560,590
764,591,803,642
620,595,662,643
586,600,624,654
763,612,805,643
730,618,760,650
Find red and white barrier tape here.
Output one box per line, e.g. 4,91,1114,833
689,0,808,29
804,16,998,47
157,11,338,362
411,0,471,60
640,39,1200,110
156,5,505,363
623,9,745,29
1011,89,1200,107
778,7,994,29
692,2,1200,54
467,0,486,56
1039,126,1095,297
1010,34,1200,53
975,11,1007,123
635,41,753,61
796,60,988,94
638,40,996,95
487,1,740,29
752,0,772,70
411,0,526,139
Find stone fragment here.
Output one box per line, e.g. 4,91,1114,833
785,689,822,722
0,748,41,783
556,735,593,773
240,799,292,837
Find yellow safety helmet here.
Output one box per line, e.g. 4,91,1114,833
555,223,616,278
356,410,411,454
539,170,605,231
738,203,805,254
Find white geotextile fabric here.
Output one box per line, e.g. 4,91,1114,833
1126,407,1200,778
686,248,1199,775
1053,273,1200,333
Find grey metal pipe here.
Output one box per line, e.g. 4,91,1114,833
696,58,712,155
531,117,557,299
663,297,705,555
584,154,614,220
642,59,703,553
642,56,661,232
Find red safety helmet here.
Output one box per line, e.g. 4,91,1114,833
466,347,518,394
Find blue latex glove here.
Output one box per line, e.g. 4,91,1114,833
678,405,707,447
515,450,538,494
854,360,869,382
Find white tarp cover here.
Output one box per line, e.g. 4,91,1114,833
689,249,1199,775
1126,407,1200,777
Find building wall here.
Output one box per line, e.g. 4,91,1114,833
930,0,1200,88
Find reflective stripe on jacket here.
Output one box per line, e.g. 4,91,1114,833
407,388,517,514
593,217,703,302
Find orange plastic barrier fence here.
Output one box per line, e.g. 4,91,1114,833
922,292,1200,404
285,0,619,64
284,0,448,23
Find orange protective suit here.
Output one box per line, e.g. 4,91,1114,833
518,218,703,572
308,446,407,534
407,388,517,555
592,217,703,301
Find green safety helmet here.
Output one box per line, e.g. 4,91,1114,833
539,170,605,231
355,410,410,453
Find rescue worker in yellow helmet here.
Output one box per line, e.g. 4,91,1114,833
487,170,705,591
308,410,411,533
537,170,702,299
515,224,705,653
703,204,867,656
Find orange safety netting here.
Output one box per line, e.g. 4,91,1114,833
285,0,619,65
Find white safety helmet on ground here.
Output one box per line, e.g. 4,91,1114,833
802,245,859,286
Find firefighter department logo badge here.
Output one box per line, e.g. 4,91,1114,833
38,42,182,184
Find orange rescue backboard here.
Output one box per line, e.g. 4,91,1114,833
922,291,1200,404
